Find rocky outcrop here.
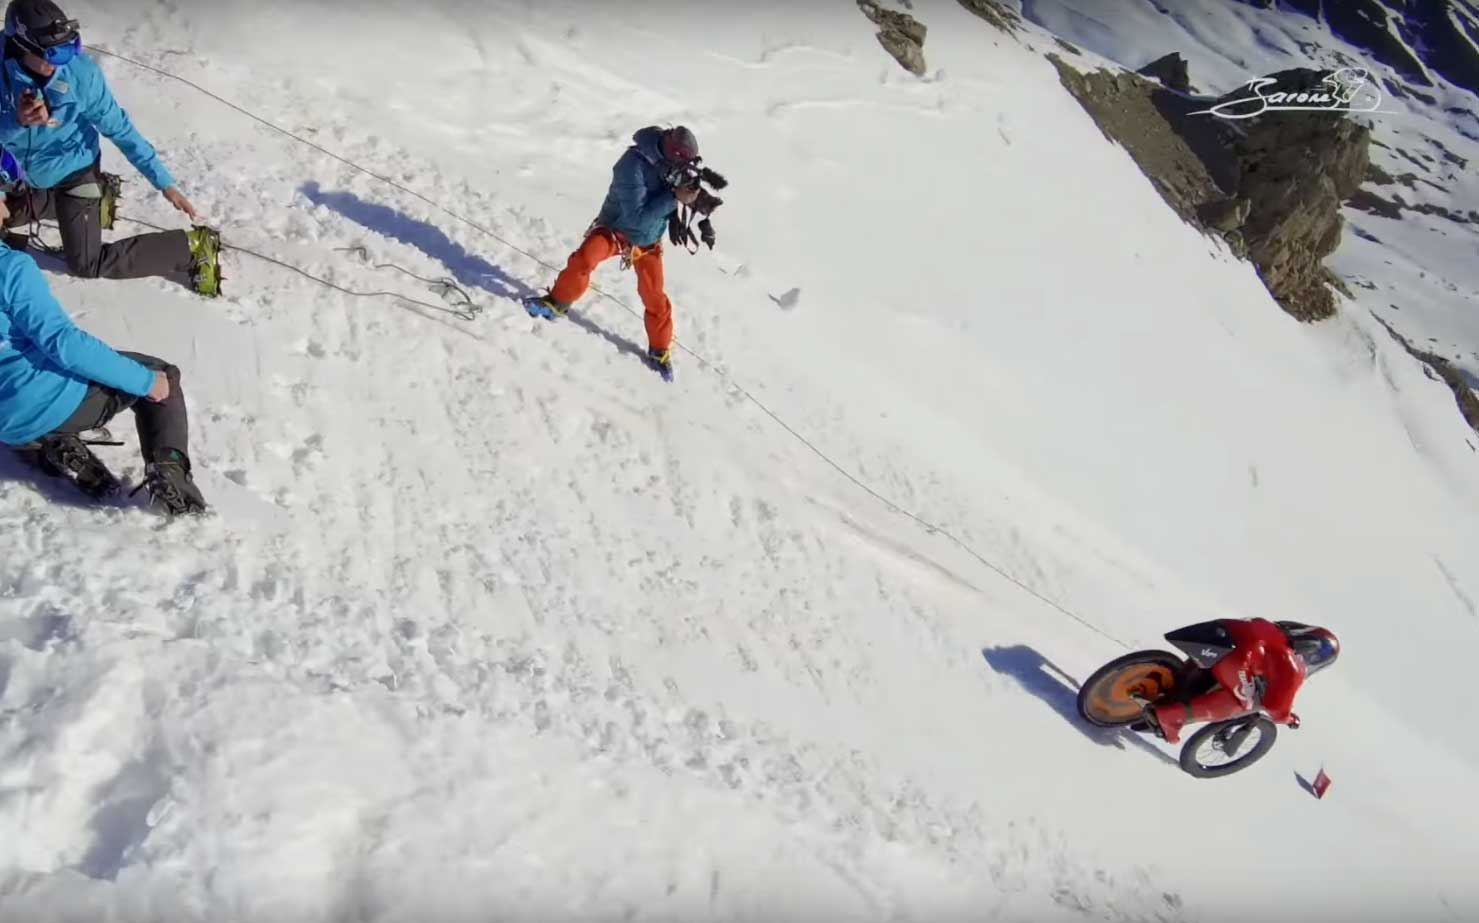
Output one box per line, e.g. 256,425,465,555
956,0,1022,34
1373,314,1479,435
1410,0,1479,98
1051,59,1371,322
1137,52,1195,94
1048,58,1238,223
1225,70,1371,321
858,1,928,76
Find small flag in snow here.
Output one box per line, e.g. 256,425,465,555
1312,768,1332,799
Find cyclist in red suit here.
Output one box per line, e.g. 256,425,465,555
1151,618,1339,744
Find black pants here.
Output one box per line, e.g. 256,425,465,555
50,352,191,467
4,160,191,280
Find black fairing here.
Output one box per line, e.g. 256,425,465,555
1165,621,1235,668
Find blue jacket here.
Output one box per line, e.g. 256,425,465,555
594,127,677,248
0,52,174,191
0,245,153,445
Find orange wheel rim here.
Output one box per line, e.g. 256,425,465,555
1087,663,1176,721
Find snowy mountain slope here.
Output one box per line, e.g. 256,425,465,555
1015,0,1479,400
0,0,1476,920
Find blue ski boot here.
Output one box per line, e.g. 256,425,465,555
523,293,569,320
645,347,674,382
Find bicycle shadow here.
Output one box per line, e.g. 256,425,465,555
981,644,1179,767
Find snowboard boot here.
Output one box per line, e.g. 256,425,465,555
187,225,222,298
644,346,674,382
130,450,208,518
98,172,122,230
16,433,121,500
523,293,568,320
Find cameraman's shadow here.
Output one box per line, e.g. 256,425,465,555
300,181,537,303
300,182,648,359
982,645,1178,767
563,308,646,361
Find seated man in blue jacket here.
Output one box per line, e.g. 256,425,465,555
0,145,206,515
0,0,220,295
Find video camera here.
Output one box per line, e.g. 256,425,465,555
664,159,728,252
664,160,728,216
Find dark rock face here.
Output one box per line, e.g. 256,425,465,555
1053,59,1371,322
858,1,928,76
1373,314,1479,435
1393,1,1479,97
1238,0,1479,98
1137,52,1195,93
956,0,1023,34
1198,196,1253,231
1324,0,1432,86
1227,72,1372,320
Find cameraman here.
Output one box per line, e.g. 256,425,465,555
526,125,703,382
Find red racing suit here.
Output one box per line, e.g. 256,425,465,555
1154,618,1306,744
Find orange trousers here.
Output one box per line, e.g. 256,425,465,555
550,229,674,353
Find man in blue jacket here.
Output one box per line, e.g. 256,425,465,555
525,125,702,381
0,147,206,515
0,0,219,295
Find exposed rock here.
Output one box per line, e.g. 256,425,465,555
1051,60,1371,323
1348,187,1479,224
1048,57,1238,226
1324,0,1432,85
1198,196,1252,231
1223,229,1249,259
858,1,928,76
1347,188,1405,220
1373,312,1479,435
1137,52,1195,94
1228,73,1371,320
1405,0,1479,98
1323,267,1353,299
956,0,1022,34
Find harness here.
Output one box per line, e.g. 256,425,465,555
584,220,661,270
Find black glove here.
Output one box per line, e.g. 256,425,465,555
668,213,693,249
698,218,716,250
1286,713,1300,730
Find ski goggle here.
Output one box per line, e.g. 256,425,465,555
15,18,80,66
40,32,80,66
0,147,23,187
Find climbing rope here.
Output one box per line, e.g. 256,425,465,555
82,44,1129,649
71,214,484,322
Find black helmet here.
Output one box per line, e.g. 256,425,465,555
1278,622,1341,676
661,126,699,164
4,0,79,60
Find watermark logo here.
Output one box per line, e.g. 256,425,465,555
1191,67,1383,120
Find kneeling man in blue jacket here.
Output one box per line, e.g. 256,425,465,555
0,144,205,515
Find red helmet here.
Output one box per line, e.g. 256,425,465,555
661,126,700,164
1278,622,1340,676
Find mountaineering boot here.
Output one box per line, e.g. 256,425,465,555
130,450,208,518
644,346,674,383
187,225,222,298
98,172,122,230
15,433,121,499
523,293,569,320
